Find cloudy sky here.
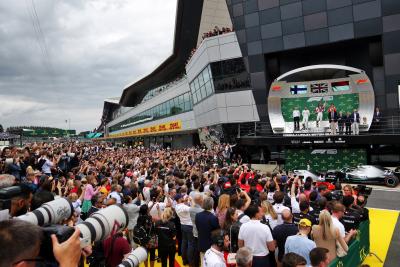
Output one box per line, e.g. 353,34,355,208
0,0,176,132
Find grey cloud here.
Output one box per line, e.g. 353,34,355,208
0,0,176,132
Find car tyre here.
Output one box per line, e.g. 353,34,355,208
385,176,399,188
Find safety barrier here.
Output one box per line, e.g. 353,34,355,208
329,220,370,267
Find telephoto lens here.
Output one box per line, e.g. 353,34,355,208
18,198,73,226
118,247,148,267
77,204,129,247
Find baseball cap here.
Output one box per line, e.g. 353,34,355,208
299,218,312,227
126,171,133,177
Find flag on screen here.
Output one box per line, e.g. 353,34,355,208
311,83,328,93
332,81,350,92
290,84,307,95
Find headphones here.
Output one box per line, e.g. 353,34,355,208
211,229,225,248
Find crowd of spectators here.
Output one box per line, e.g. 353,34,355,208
186,26,232,65
0,142,370,267
201,26,232,40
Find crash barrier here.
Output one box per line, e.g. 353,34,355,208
328,220,370,267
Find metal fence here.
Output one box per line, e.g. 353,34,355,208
238,116,400,137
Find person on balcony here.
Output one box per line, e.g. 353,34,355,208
293,107,300,132
302,107,310,130
337,111,345,135
351,109,360,135
315,101,326,127
327,104,338,135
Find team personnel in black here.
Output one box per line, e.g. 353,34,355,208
341,195,361,232
293,201,316,225
272,209,298,264
309,198,327,225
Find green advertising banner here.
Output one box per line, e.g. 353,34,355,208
23,129,76,137
329,220,370,267
281,93,359,122
285,148,367,172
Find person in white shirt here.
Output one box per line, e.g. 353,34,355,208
293,107,301,131
142,180,152,203
272,191,290,225
331,203,357,243
302,106,310,130
107,184,122,204
203,230,227,267
238,205,275,267
315,101,326,127
235,192,251,224
175,193,195,265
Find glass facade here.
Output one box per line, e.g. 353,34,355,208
210,58,250,92
189,65,214,105
109,92,192,132
189,58,251,105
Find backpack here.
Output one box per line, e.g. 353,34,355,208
36,158,46,170
132,224,150,246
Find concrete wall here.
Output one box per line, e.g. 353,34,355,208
197,0,233,45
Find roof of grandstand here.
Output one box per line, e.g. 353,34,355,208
119,0,204,107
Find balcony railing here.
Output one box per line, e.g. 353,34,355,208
238,116,400,138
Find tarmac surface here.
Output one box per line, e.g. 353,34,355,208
363,186,400,267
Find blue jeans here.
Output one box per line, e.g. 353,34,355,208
181,224,194,265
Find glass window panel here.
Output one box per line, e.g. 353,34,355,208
178,94,184,104
203,68,210,82
205,81,213,96
196,91,201,102
184,92,190,103
198,72,204,86
200,85,207,99
192,93,197,104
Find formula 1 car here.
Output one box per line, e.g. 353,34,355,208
292,169,336,190
325,165,399,188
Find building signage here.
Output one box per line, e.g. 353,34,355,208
108,120,182,138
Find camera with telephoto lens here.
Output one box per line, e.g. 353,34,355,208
17,197,129,263
117,247,148,267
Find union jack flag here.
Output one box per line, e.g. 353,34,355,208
311,83,328,93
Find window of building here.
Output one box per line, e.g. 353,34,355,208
190,65,214,104
109,92,193,132
211,58,250,92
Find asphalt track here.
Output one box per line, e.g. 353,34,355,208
363,188,400,267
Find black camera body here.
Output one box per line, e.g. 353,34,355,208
40,224,76,263
0,186,24,210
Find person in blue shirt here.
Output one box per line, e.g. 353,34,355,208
284,218,316,265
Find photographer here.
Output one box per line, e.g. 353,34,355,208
1,184,32,218
0,219,83,267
